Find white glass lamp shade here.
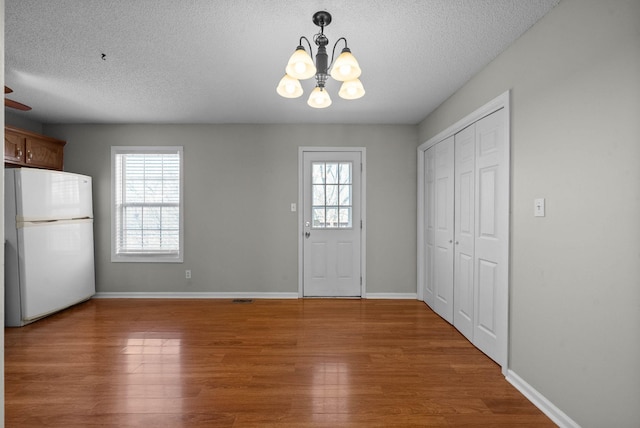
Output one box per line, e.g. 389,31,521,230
307,86,332,108
338,79,365,100
285,48,317,80
276,74,303,98
330,50,362,81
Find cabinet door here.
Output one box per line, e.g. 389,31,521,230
5,132,26,164
25,137,64,170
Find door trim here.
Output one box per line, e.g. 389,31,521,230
298,147,367,298
417,90,510,374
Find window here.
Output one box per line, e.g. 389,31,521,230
111,146,183,262
311,161,353,228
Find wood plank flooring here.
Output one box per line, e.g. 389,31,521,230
5,299,554,427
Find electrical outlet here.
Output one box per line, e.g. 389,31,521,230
291,203,297,212
185,269,191,279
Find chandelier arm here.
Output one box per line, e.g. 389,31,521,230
329,37,348,70
299,36,314,62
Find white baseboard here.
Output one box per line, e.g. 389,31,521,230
506,370,580,428
93,292,299,299
365,293,418,299
94,292,419,300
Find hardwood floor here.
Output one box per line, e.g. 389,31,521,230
5,299,554,427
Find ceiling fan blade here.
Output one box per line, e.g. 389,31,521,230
5,98,32,111
5,86,13,94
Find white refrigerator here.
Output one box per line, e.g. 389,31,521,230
5,168,96,327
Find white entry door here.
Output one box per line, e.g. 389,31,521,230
301,150,363,297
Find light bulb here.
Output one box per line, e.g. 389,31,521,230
285,48,316,80
339,64,352,77
338,79,365,100
294,62,306,75
307,87,332,108
330,50,361,81
276,74,303,98
311,92,326,105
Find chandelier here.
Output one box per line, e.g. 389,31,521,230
276,11,365,108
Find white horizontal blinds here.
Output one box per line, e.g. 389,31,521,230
114,149,181,255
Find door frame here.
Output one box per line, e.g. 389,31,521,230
417,91,510,374
298,147,367,298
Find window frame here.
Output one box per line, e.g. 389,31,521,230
111,146,184,263
310,161,354,229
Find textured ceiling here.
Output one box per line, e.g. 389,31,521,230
5,0,559,125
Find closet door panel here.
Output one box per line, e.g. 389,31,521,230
477,259,498,336
473,108,508,366
432,137,454,323
423,148,436,306
456,253,474,330
454,125,475,340
478,167,497,238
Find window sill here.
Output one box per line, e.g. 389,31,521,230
111,254,183,263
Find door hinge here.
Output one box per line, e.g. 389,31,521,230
360,277,362,285
360,163,363,172
360,220,363,229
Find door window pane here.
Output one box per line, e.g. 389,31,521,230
339,185,351,206
326,185,339,206
326,163,338,184
326,208,338,228
312,207,326,228
313,185,325,205
339,208,352,228
312,163,325,184
311,161,353,229
339,163,351,184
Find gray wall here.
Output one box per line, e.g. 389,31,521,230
43,124,418,296
5,111,42,134
418,0,640,426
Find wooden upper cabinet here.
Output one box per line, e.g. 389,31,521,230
4,131,26,164
25,136,65,170
4,126,66,171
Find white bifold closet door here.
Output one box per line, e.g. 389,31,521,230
432,136,455,323
453,124,475,341
424,108,508,366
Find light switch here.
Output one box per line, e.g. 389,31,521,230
290,203,297,212
534,198,545,217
